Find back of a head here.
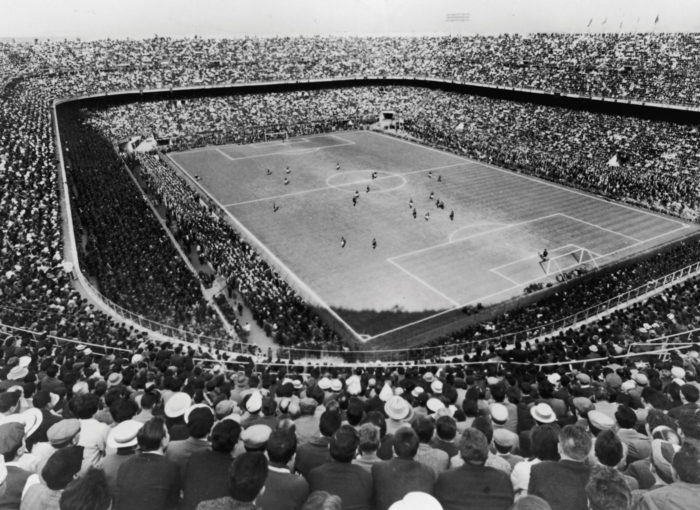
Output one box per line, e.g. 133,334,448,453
459,428,489,465
262,397,277,417
585,466,631,510
471,416,493,444
673,443,700,484
329,425,359,463
187,407,215,439
43,446,83,490
559,424,592,461
229,452,269,502
302,491,343,510
70,393,99,420
211,419,241,454
614,405,637,430
137,417,167,452
681,384,700,404
393,427,420,459
363,411,387,438
60,468,112,510
319,410,342,438
490,383,506,402
412,415,435,444
267,429,297,465
357,423,380,454
346,398,365,426
109,397,138,423
594,429,623,468
139,390,159,410
435,415,457,441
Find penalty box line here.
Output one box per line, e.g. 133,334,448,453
368,130,690,230
386,259,460,307
489,244,603,284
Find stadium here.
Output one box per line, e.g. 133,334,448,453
0,1,699,509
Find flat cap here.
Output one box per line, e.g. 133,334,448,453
241,424,272,450
47,419,81,446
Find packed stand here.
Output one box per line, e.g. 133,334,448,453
126,150,700,362
0,334,697,509
4,34,700,106
80,86,700,360
422,237,700,361
86,86,700,218
57,110,226,341
130,152,344,354
1,39,699,364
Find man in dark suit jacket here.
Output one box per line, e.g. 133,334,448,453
529,424,592,510
0,423,32,510
308,425,372,510
166,406,214,478
434,427,513,510
258,429,309,510
115,417,181,510
181,420,240,510
26,390,62,450
372,427,435,510
295,410,341,479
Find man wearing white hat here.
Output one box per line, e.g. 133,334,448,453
167,406,215,477
100,419,143,494
519,403,558,458
385,396,415,435
388,492,442,510
164,392,192,441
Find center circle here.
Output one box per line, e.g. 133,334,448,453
326,170,407,193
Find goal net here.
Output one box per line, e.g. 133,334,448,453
264,131,288,142
541,247,599,276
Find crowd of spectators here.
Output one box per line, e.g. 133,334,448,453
87,86,700,218
421,238,700,361
4,34,700,106
130,152,344,354
0,36,698,363
58,109,226,340
118,147,700,362
0,32,700,510
0,333,696,509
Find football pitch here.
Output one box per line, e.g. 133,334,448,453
167,130,696,341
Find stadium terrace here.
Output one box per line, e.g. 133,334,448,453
0,34,698,510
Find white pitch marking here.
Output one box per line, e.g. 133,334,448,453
390,213,562,263
489,244,579,273
164,154,365,342
224,185,335,208
449,223,507,243
214,141,356,162
489,269,521,285
558,213,642,243
368,130,690,229
387,259,460,307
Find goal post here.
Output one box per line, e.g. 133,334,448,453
542,247,599,275
264,131,288,143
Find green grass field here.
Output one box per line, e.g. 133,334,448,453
168,130,696,340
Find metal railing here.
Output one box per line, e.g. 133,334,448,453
3,319,697,372
257,260,700,362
